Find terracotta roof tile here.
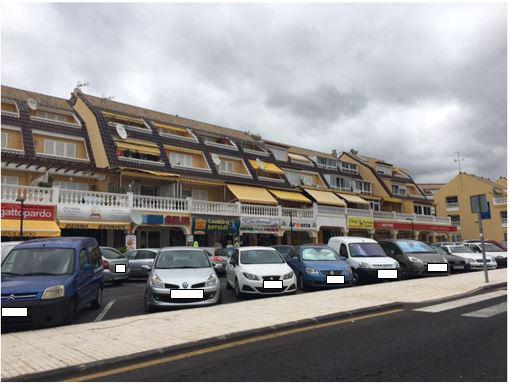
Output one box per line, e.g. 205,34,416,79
2,85,73,112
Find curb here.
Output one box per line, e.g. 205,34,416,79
6,281,507,382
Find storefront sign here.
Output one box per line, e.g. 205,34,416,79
165,215,190,226
1,203,55,221
192,216,240,235
240,217,280,234
125,234,137,251
374,221,457,232
347,216,374,230
59,222,130,230
280,217,317,230
58,205,130,222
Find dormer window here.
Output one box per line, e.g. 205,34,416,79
266,145,288,162
392,184,407,196
241,141,269,156
165,145,211,172
213,154,251,178
203,135,237,150
1,100,19,117
31,108,81,127
115,138,163,165
154,122,198,142
248,159,285,183
288,153,313,165
103,111,151,133
375,164,392,175
316,157,338,170
341,161,358,174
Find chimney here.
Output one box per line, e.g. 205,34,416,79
331,149,338,158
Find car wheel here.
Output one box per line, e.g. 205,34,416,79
298,274,308,291
144,291,154,313
235,279,244,300
90,287,103,309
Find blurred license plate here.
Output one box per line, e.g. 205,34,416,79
326,275,344,284
2,308,28,317
115,264,126,273
170,290,204,299
378,269,398,279
428,263,448,272
263,280,283,289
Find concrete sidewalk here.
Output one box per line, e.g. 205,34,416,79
1,270,507,380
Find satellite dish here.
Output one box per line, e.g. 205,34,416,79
211,154,221,166
27,98,38,110
116,124,128,139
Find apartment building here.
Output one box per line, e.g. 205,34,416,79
433,172,507,242
1,85,456,248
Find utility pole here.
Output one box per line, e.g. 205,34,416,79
471,195,489,283
16,196,26,241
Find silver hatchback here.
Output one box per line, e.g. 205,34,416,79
124,248,159,278
144,247,222,312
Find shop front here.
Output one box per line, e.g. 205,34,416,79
239,216,280,246
280,216,317,245
192,216,240,248
133,213,190,248
347,216,374,238
57,204,132,248
1,203,60,240
374,221,457,242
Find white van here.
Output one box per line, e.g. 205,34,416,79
327,237,400,281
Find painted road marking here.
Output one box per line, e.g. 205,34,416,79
66,308,402,382
462,302,507,318
414,290,506,313
94,299,116,322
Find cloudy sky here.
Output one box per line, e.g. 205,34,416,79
1,2,506,182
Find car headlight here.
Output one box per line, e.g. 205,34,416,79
305,267,319,275
205,273,218,287
358,262,370,268
408,256,423,263
282,271,294,280
150,273,165,288
41,285,65,300
243,272,259,280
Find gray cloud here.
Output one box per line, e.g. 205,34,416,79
1,2,506,183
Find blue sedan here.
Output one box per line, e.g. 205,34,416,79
285,244,355,290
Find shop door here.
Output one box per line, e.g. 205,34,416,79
140,230,161,248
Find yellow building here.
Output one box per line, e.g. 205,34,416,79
434,172,507,242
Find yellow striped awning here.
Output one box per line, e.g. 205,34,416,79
304,189,346,207
1,219,61,237
336,193,370,205
384,197,403,204
120,168,179,180
248,159,285,175
269,189,312,204
116,140,160,156
102,111,145,126
227,184,278,205
164,144,204,155
179,177,224,187
153,122,188,134
59,221,131,230
288,153,311,163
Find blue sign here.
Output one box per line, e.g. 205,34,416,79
142,215,164,225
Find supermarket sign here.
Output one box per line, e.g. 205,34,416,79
1,203,55,221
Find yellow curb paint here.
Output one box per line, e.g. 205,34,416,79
66,308,402,382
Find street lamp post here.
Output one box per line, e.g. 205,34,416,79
406,218,415,240
289,211,294,245
16,196,26,241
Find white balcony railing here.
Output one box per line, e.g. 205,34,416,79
190,200,239,216
59,189,130,207
132,195,188,212
317,205,346,217
493,197,507,206
1,184,53,204
347,208,373,217
241,203,279,217
446,202,459,211
282,207,314,219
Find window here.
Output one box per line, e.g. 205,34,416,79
267,147,288,162
33,110,80,126
1,132,7,149
317,157,338,170
370,201,381,211
414,205,432,215
341,162,358,174
354,180,372,194
301,174,314,186
154,122,197,142
339,244,348,258
1,101,19,116
170,152,193,168
284,170,301,186
219,160,234,173
376,165,392,175
88,245,102,268
1,176,19,185
43,139,77,158
446,196,458,204
192,189,208,201
392,184,406,196
79,249,89,269
451,234,462,242
450,215,460,226
203,135,237,149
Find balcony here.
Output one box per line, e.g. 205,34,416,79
446,202,459,212
372,210,452,226
493,197,507,206
2,184,54,204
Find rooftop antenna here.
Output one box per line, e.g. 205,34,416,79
76,81,89,89
454,149,465,173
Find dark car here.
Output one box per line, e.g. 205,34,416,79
432,245,470,273
210,248,236,275
124,248,158,278
1,237,103,330
271,245,295,259
378,240,450,277
286,244,355,290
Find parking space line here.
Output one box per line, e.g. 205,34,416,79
462,302,507,318
414,290,506,313
94,299,116,322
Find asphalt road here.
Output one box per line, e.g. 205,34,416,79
62,291,506,382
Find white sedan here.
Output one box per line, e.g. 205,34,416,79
226,246,297,299
442,245,498,270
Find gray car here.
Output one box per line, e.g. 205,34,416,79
124,248,159,278
144,247,222,312
100,247,130,285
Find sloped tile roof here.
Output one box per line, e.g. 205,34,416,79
2,85,73,112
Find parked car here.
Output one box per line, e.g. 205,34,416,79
488,240,507,251
431,242,457,247
205,248,232,276
443,244,499,270
145,247,222,312
431,245,471,272
100,247,130,284
463,242,507,268
286,244,354,290
124,248,158,278
1,237,103,329
378,240,450,277
328,237,400,281
271,245,295,259
1,241,22,262
225,246,297,299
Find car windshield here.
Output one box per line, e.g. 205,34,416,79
396,240,434,253
1,248,75,276
241,249,284,264
483,243,504,252
449,246,474,253
432,246,447,255
155,250,210,269
302,248,341,261
101,248,124,259
274,246,293,256
349,243,387,257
